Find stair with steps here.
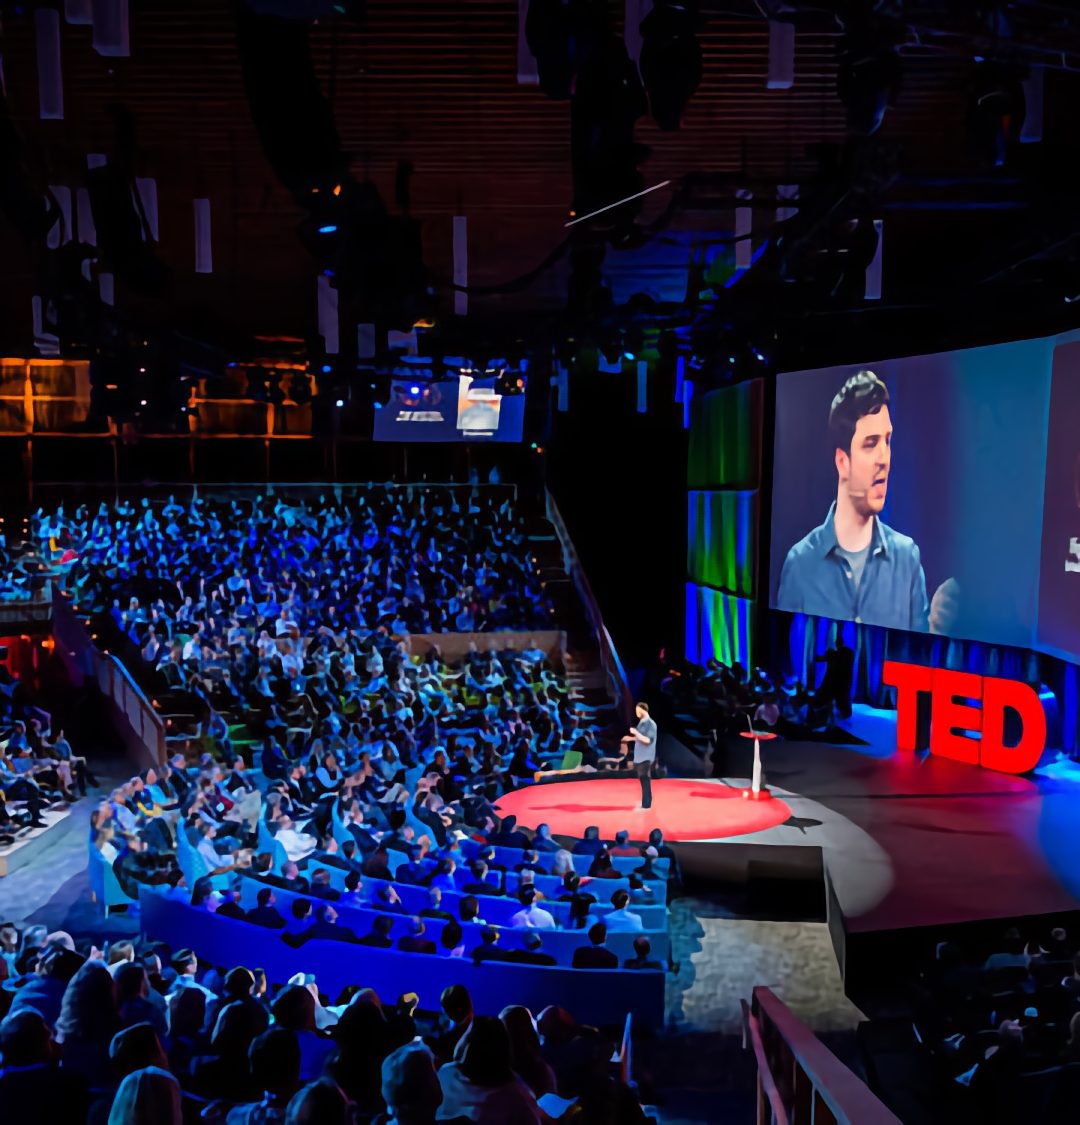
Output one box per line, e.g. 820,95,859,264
532,516,625,740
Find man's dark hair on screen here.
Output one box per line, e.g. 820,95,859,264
828,370,890,456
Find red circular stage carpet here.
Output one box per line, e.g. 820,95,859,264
494,779,793,842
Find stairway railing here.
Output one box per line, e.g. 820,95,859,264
742,987,901,1125
544,489,634,726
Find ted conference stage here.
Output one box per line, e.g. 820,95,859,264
496,734,1080,984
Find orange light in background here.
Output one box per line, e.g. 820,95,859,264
332,184,342,197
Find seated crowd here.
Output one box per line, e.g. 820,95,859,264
51,485,668,947
95,741,673,967
0,486,667,1120
904,924,1080,1121
40,485,553,636
658,651,847,743
0,918,652,1123
0,705,99,843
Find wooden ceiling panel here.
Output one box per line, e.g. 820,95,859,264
0,2,980,336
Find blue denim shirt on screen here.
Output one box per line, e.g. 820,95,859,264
776,502,930,632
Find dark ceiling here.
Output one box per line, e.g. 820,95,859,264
3,1,1080,354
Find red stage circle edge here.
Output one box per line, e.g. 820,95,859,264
494,779,793,842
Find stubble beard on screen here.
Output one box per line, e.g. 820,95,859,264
841,481,883,523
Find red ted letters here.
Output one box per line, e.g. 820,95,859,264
881,661,1046,775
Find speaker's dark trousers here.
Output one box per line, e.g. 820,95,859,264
635,760,652,809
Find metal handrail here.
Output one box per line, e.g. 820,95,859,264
750,987,902,1125
544,489,634,724
741,998,790,1125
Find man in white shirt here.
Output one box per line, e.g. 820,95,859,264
274,815,319,862
280,641,304,681
166,949,217,1004
509,886,556,929
182,628,204,663
603,889,644,932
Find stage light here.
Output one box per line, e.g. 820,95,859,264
836,16,903,137
639,0,702,131
623,350,635,360
410,384,421,395
318,224,337,234
322,365,332,373
139,367,146,373
335,398,344,407
967,60,1026,168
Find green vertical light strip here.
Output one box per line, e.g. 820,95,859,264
686,379,762,668
687,490,757,596
686,583,754,669
687,381,763,490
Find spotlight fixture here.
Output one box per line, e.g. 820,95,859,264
638,0,702,131
836,16,903,137
967,60,1026,169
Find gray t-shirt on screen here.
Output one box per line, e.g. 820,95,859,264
634,716,658,764
835,542,871,592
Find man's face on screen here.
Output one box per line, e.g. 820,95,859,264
837,405,892,518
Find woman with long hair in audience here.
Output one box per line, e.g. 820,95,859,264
499,1006,557,1099
166,987,208,1083
55,959,120,1087
107,1065,182,1125
436,1015,541,1123
324,995,392,1115
188,999,262,1103
284,1077,352,1125
587,848,621,880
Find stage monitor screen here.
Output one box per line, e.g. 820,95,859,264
373,374,525,443
769,339,1054,646
1037,340,1080,662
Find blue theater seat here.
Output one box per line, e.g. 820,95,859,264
313,864,668,929
460,840,670,880
88,846,137,915
138,887,665,1028
232,874,671,964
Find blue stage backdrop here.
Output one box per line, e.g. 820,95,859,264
765,610,1079,755
685,381,761,668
